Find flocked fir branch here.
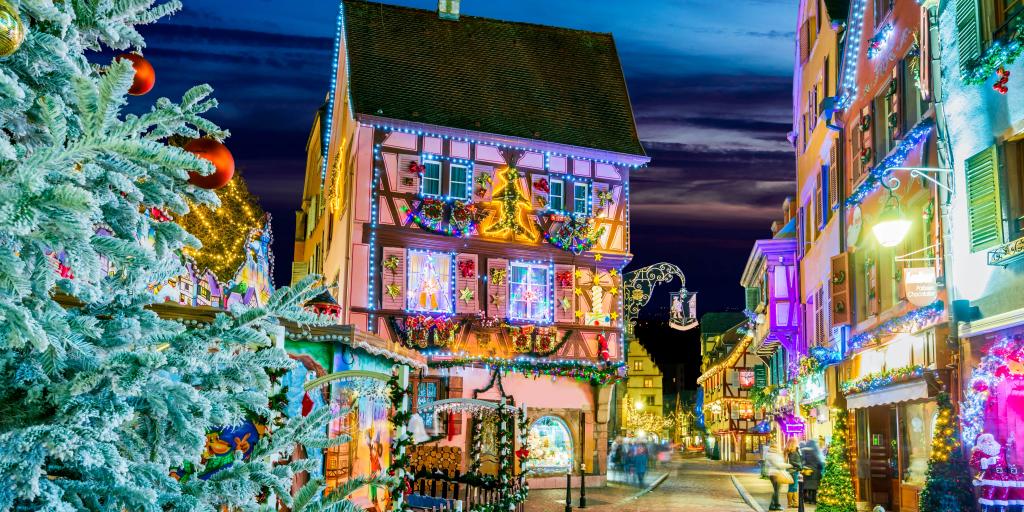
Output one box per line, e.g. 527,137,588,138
0,1,354,510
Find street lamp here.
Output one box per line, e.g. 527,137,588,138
872,190,912,247
634,400,645,411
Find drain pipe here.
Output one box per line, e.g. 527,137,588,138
923,2,962,400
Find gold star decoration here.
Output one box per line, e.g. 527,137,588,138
593,253,603,262
609,268,618,277
490,293,500,303
460,287,475,304
560,297,572,312
610,312,619,321
575,310,583,318
574,287,582,296
385,284,401,299
609,287,619,295
574,269,583,278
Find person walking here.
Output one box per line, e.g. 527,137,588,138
634,442,649,487
785,438,804,508
763,445,792,511
800,439,825,503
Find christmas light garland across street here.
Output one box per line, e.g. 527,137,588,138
427,353,625,385
844,119,935,208
840,364,927,395
847,299,944,351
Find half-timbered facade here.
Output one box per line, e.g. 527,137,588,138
294,0,648,489
697,322,767,462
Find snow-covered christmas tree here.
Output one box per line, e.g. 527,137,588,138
0,1,371,510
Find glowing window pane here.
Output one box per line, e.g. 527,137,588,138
406,251,453,313
422,161,442,196
524,416,573,473
509,261,551,322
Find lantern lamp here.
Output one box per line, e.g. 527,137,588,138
872,192,912,247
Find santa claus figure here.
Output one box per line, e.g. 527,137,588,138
973,433,1011,510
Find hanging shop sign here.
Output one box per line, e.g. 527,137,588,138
738,369,755,389
754,365,768,388
904,267,938,307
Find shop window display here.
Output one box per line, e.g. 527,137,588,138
508,262,551,322
965,335,1024,511
524,416,573,473
407,250,453,313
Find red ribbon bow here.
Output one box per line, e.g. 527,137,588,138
534,178,549,193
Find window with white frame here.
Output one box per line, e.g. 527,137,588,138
448,164,470,200
406,250,453,313
421,160,442,196
573,182,589,214
549,178,565,211
508,261,552,322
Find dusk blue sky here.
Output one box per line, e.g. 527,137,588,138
141,0,797,315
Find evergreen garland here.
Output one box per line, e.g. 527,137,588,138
469,417,483,474
388,370,414,512
918,392,975,512
816,410,857,512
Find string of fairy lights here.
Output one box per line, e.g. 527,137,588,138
178,176,266,282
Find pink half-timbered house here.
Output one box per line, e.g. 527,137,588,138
293,0,648,488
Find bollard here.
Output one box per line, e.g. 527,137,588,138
579,462,587,508
564,472,573,512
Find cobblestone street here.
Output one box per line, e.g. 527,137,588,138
525,458,783,512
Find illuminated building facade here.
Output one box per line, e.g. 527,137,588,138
294,0,648,488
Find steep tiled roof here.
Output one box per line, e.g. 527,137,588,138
700,312,747,338
341,0,645,156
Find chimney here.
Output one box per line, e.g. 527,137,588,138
438,0,460,20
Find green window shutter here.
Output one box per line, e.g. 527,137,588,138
966,145,1003,252
744,287,760,312
955,0,983,76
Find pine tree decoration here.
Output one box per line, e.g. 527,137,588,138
178,173,266,281
918,392,975,512
817,410,857,512
0,1,352,510
485,168,537,241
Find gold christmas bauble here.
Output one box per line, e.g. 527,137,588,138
0,0,25,57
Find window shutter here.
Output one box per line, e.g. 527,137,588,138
814,287,826,346
821,165,831,225
744,287,760,312
381,247,406,310
446,376,463,436
593,182,611,218
455,253,479,314
397,154,421,194
860,105,874,173
800,20,810,62
888,69,902,140
486,258,509,318
829,141,841,210
814,172,824,231
830,253,851,327
530,174,549,210
554,264,575,323
954,0,983,77
966,145,1004,252
473,165,495,202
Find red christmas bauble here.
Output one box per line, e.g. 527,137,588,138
116,53,155,96
186,138,235,189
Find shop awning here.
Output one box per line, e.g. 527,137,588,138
846,379,930,410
